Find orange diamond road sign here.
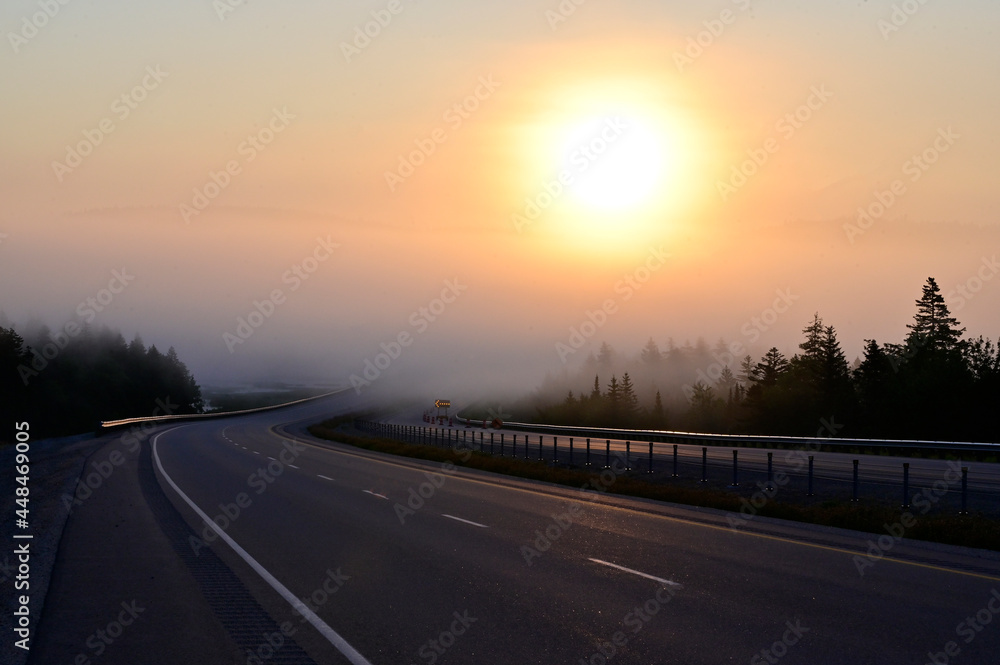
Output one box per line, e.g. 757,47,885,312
435,400,451,408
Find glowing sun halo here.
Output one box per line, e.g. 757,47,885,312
559,115,665,212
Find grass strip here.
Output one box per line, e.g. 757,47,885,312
308,417,1000,553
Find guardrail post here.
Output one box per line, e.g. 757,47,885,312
586,438,591,466
513,434,518,457
700,447,707,483
539,435,544,461
852,459,859,502
902,463,910,509
625,441,631,470
766,452,774,491
730,450,739,488
960,467,969,515
490,432,494,455
500,433,505,456
807,455,814,496
553,436,558,464
672,444,678,477
479,431,484,453
569,438,574,466
647,442,653,474
605,440,611,468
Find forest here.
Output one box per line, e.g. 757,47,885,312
524,277,999,443
1,320,203,438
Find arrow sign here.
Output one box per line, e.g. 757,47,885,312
435,399,451,409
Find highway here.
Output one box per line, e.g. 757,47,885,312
28,392,1000,664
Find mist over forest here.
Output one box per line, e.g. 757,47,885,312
505,277,999,443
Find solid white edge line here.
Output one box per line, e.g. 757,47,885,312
588,558,682,587
152,429,374,665
442,514,488,528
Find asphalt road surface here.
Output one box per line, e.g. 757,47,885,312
27,392,1000,664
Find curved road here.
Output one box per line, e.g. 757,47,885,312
29,392,1000,664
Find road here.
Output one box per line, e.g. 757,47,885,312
28,392,1000,664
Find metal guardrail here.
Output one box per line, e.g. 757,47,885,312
99,388,349,430
355,419,980,514
454,417,1000,454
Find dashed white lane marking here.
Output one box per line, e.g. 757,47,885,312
252,451,261,455
442,514,488,529
588,558,681,587
152,431,374,665
287,464,299,469
363,490,389,500
318,475,334,481
268,456,276,461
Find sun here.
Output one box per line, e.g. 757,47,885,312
507,74,708,255
558,115,666,212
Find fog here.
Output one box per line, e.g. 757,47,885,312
3,207,997,407
2,1,998,410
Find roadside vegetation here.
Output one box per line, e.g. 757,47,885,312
309,414,1000,552
1,323,203,438
486,277,998,445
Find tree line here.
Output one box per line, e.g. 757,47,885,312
1,321,203,438
529,277,999,442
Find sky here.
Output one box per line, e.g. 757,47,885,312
2,0,998,400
